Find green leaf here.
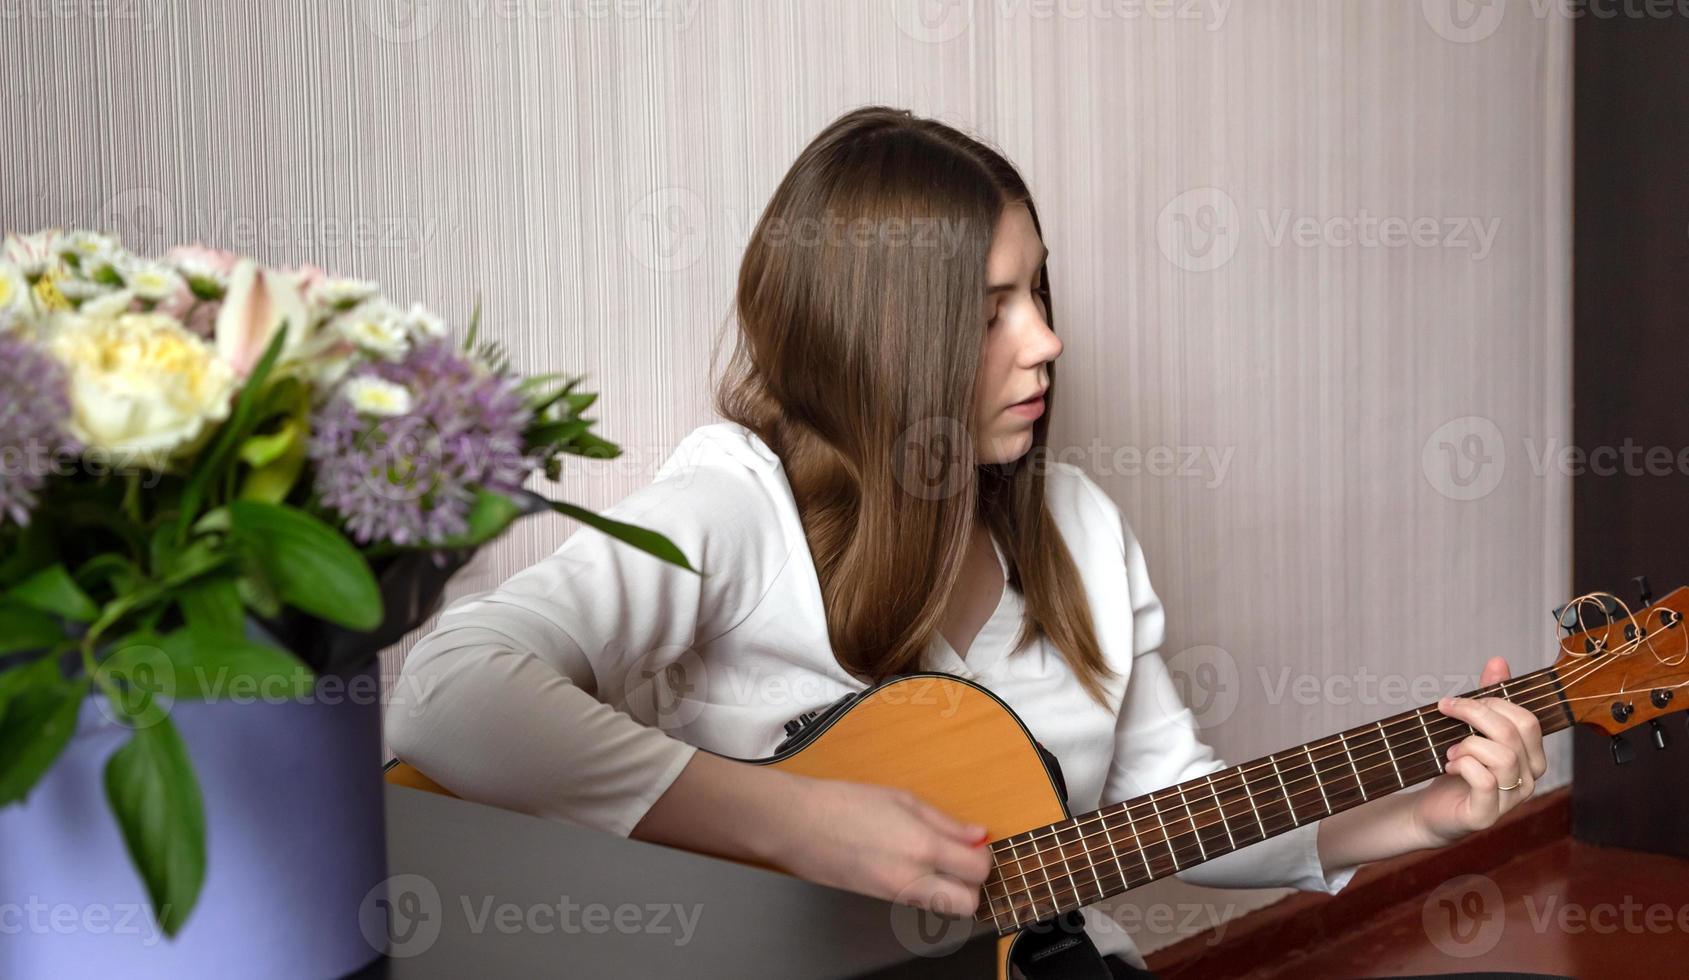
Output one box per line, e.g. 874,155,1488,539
428,490,524,550
237,431,307,505
225,501,382,631
0,602,66,656
106,624,313,702
6,563,100,622
176,576,245,639
525,418,590,449
0,518,55,590
233,565,282,619
0,657,90,805
547,500,699,574
76,553,148,599
556,432,621,460
103,718,206,937
237,419,298,468
173,326,291,542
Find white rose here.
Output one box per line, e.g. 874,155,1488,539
45,311,238,467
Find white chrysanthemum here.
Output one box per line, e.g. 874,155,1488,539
64,230,122,267
121,259,185,302
403,302,447,340
336,300,410,359
2,231,64,278
0,263,28,315
55,276,113,301
343,375,413,417
172,255,229,291
312,277,380,308
79,289,136,319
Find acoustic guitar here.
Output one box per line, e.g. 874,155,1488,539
386,585,1689,979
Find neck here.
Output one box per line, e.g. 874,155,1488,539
980,663,1575,933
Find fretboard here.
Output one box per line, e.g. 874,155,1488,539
980,664,1575,933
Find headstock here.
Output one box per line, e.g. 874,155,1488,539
1551,585,1689,760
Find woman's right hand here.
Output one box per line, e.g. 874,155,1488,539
761,770,995,917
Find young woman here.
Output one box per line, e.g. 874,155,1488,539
385,106,1548,976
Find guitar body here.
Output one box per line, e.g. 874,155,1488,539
761,674,1070,980
386,673,1068,979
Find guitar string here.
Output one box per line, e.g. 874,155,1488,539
990,615,1662,878
988,592,1670,884
986,648,1687,926
982,626,1683,923
986,648,1626,908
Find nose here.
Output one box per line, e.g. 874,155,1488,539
1023,316,1062,366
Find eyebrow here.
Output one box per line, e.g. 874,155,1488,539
985,244,1051,295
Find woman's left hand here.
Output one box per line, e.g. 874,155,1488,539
1409,656,1549,848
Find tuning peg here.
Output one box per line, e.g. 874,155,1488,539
1612,736,1635,765
1553,604,1580,634
1650,720,1668,750
1634,576,1654,607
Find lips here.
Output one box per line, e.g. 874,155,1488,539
1011,389,1047,407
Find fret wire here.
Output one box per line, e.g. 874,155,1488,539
1077,820,1107,903
1303,743,1332,815
1100,808,1133,892
1376,719,1405,787
1235,767,1268,840
1269,754,1299,826
1416,708,1444,774
1174,783,1208,861
998,670,1585,916
1206,773,1237,850
1122,803,1154,881
992,666,1589,921
1148,793,1180,871
1006,838,1033,932
1047,817,1074,912
1336,729,1367,801
983,871,1007,933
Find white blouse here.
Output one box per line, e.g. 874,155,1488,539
384,421,1357,965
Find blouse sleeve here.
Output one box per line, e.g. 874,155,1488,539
1097,506,1359,896
384,461,789,837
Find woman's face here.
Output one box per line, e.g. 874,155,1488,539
972,202,1062,465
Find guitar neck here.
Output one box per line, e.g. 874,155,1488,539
981,664,1576,933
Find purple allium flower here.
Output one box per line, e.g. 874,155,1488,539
308,339,536,549
0,330,81,528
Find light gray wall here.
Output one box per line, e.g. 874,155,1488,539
4,0,1571,956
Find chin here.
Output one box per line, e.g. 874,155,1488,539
975,426,1035,466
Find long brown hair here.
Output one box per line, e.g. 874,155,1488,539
713,106,1113,705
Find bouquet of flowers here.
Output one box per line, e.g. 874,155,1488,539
0,229,693,937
